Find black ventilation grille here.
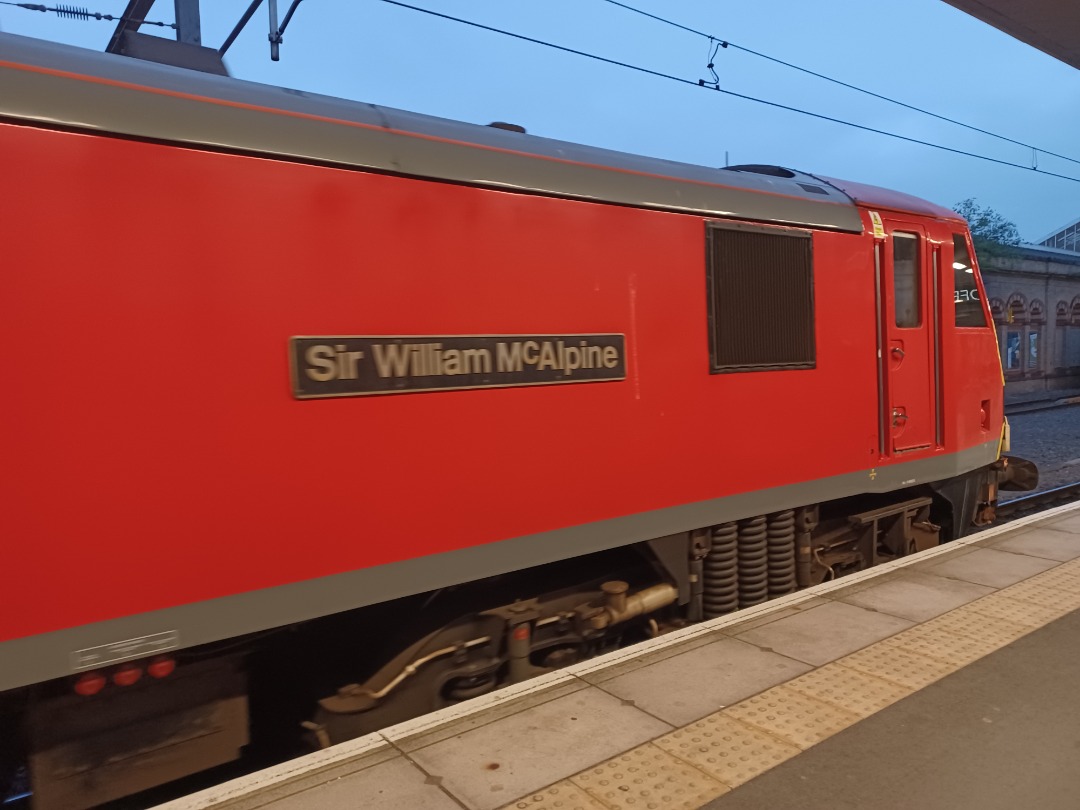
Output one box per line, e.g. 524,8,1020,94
707,224,816,373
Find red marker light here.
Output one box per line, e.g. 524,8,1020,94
147,656,176,679
74,671,107,696
112,664,142,687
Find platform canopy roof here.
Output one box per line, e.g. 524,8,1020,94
942,0,1080,69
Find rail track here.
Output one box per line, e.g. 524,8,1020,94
996,482,1080,522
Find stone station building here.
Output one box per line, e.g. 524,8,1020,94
980,243,1080,399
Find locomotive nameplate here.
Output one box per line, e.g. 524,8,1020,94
290,334,626,399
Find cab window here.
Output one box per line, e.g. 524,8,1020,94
952,235,987,327
893,233,921,328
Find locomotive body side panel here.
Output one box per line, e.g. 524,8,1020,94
0,33,1014,810
0,121,865,636
0,34,1004,696
0,118,1002,694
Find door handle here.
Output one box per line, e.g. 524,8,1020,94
892,409,908,425
891,347,905,359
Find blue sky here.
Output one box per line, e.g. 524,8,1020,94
3,0,1077,241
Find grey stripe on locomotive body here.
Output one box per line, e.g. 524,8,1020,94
0,442,1000,692
0,32,862,233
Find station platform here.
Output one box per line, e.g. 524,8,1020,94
156,501,1080,810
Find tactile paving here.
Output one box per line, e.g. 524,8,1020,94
920,608,1031,645
722,684,861,750
879,625,1006,665
653,712,801,788
965,594,1068,628
569,744,729,809
783,662,913,718
1009,570,1080,591
1024,567,1080,591
1058,557,1080,574
839,642,959,690
503,781,609,810
1000,581,1080,611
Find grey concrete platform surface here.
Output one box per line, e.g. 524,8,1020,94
702,607,1080,810
154,501,1080,810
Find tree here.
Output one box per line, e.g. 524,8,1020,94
953,198,1022,247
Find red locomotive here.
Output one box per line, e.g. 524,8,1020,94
0,32,1031,809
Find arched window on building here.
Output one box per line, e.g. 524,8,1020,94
1028,299,1045,373
1065,297,1080,369
1056,302,1070,371
1002,294,1027,373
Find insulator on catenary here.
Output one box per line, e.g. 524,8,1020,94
702,522,738,619
54,5,92,19
767,510,797,597
737,515,769,608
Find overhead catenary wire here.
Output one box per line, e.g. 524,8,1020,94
375,0,1080,184
0,1,175,28
598,0,1080,170
6,0,1075,184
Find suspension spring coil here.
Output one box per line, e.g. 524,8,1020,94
702,522,739,618
766,510,797,597
737,515,769,608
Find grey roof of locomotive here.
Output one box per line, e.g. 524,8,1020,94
0,32,865,234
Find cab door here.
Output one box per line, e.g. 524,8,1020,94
880,220,935,454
